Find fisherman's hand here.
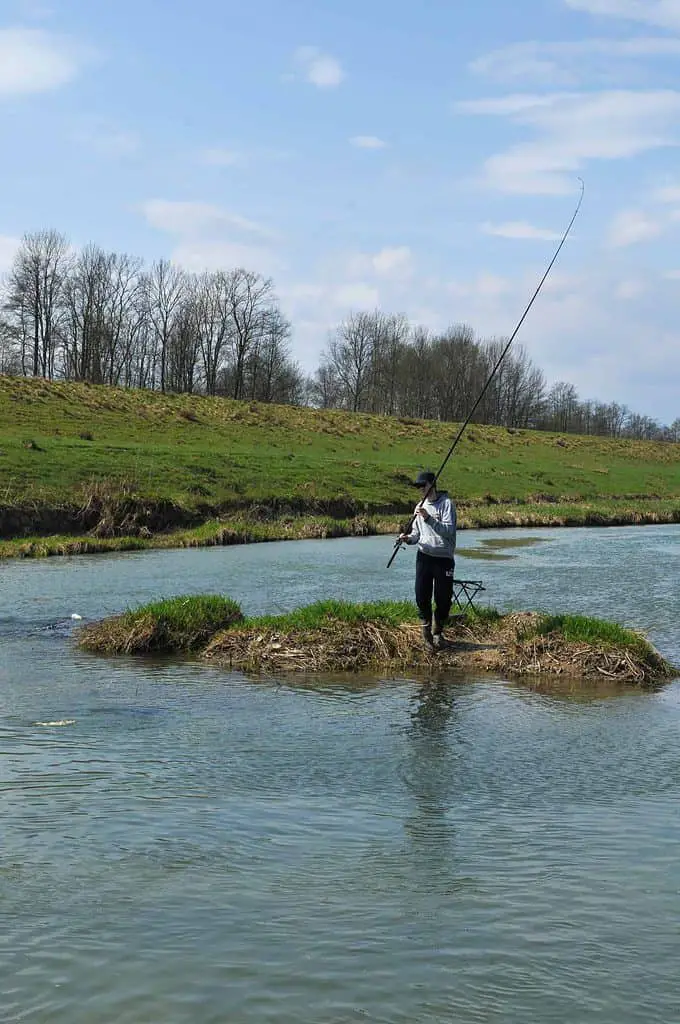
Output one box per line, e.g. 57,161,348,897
416,508,430,521
399,533,410,542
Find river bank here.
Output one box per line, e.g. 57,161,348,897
2,376,679,558
3,497,680,559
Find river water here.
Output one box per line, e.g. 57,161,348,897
2,524,680,1023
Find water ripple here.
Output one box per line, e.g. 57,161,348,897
2,527,680,1021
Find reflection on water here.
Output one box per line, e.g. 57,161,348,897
410,679,459,733
455,547,515,560
2,524,680,1022
479,536,551,548
457,534,552,560
403,684,460,876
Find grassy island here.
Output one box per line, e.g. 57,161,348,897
76,596,678,687
1,376,680,558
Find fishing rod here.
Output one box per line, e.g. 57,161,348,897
386,177,585,569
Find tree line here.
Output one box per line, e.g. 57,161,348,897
1,229,678,442
0,230,305,404
310,310,680,441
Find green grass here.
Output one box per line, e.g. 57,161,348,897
76,596,676,686
240,598,423,631
79,595,243,654
2,376,679,518
527,612,652,658
462,604,503,625
79,595,493,654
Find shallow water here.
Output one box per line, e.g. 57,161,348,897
2,524,680,1022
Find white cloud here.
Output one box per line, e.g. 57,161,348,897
565,0,680,31
481,221,563,241
281,252,679,420
349,135,387,149
74,122,139,158
282,283,326,302
458,93,567,116
140,199,272,239
171,240,281,277
140,200,281,276
0,234,20,274
344,246,415,282
198,147,243,167
448,272,515,300
654,184,680,203
470,37,680,86
279,247,416,350
0,27,90,96
333,283,380,307
607,208,664,246
197,146,292,167
280,280,381,345
371,246,413,276
18,2,54,19
455,89,680,194
615,278,647,299
293,47,344,88
436,265,680,417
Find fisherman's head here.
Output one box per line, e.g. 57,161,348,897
414,470,437,495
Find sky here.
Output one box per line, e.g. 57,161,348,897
0,0,679,422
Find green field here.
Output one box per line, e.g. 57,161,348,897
1,374,679,555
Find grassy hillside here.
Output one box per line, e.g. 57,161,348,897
1,375,679,554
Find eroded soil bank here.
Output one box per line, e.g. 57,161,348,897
200,613,675,688
4,496,680,559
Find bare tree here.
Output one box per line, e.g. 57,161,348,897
143,259,188,392
366,311,410,415
0,317,21,374
308,361,343,408
247,307,295,402
4,223,679,439
194,271,233,396
61,244,111,382
226,269,275,400
429,324,485,422
623,412,662,440
325,311,378,412
397,326,433,420
480,339,546,427
166,291,202,394
100,253,145,385
542,381,579,432
4,230,70,378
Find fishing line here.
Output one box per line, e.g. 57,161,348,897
386,177,585,569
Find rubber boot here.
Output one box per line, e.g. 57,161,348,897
421,622,434,648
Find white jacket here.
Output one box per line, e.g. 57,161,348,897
404,490,456,558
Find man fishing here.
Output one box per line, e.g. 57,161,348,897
399,471,456,650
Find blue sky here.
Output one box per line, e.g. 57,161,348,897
1,0,679,421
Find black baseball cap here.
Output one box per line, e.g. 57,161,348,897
414,470,436,487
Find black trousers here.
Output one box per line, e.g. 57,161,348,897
415,551,455,629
